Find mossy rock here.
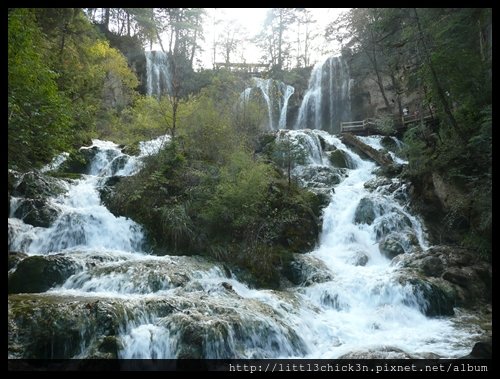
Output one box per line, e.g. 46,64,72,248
379,234,405,259
327,149,353,169
283,254,333,286
122,142,141,156
399,276,456,317
13,199,60,228
57,149,95,174
13,171,67,199
8,255,79,294
8,252,28,271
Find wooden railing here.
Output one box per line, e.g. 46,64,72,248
340,112,435,134
214,62,269,73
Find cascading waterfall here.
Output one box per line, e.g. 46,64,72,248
278,84,295,130
8,129,485,359
295,56,352,133
145,51,172,97
239,78,295,131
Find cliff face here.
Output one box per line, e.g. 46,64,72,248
345,51,422,122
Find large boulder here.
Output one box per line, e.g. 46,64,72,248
294,165,346,190
327,149,354,169
379,230,419,259
354,197,379,225
379,235,405,259
373,211,413,241
8,255,79,294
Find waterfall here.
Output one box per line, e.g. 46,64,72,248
9,136,169,255
145,51,172,97
278,83,295,130
240,78,295,131
295,56,352,133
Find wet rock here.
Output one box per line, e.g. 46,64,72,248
442,268,471,287
373,163,404,178
8,293,130,358
373,212,413,241
379,234,405,259
460,338,492,359
13,199,60,228
354,197,379,225
393,245,491,308
110,155,129,175
97,336,121,358
8,255,79,294
364,177,392,191
348,251,369,266
8,252,28,271
399,276,456,316
327,149,353,169
295,165,345,189
13,171,67,199
283,254,333,286
320,292,348,310
339,346,414,359
420,256,444,277
122,143,140,156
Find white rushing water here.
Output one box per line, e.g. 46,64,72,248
240,78,295,131
145,51,172,97
9,130,483,359
295,56,352,133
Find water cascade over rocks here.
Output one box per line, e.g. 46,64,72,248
295,56,352,133
239,78,295,131
8,129,487,359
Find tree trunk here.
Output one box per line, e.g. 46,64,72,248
156,28,166,53
127,11,130,37
277,10,283,70
103,8,110,31
365,44,392,113
190,29,198,67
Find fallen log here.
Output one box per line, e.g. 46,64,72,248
340,132,393,167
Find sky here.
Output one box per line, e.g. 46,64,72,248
196,8,350,69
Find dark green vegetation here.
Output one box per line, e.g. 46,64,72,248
334,8,491,257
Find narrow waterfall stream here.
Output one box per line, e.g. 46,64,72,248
8,129,484,359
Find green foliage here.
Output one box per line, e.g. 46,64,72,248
8,9,72,170
200,150,273,236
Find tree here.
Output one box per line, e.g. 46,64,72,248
218,20,242,65
293,9,317,68
8,8,72,169
272,133,307,186
328,8,395,113
256,8,298,72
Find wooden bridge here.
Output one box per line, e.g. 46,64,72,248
340,112,435,135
